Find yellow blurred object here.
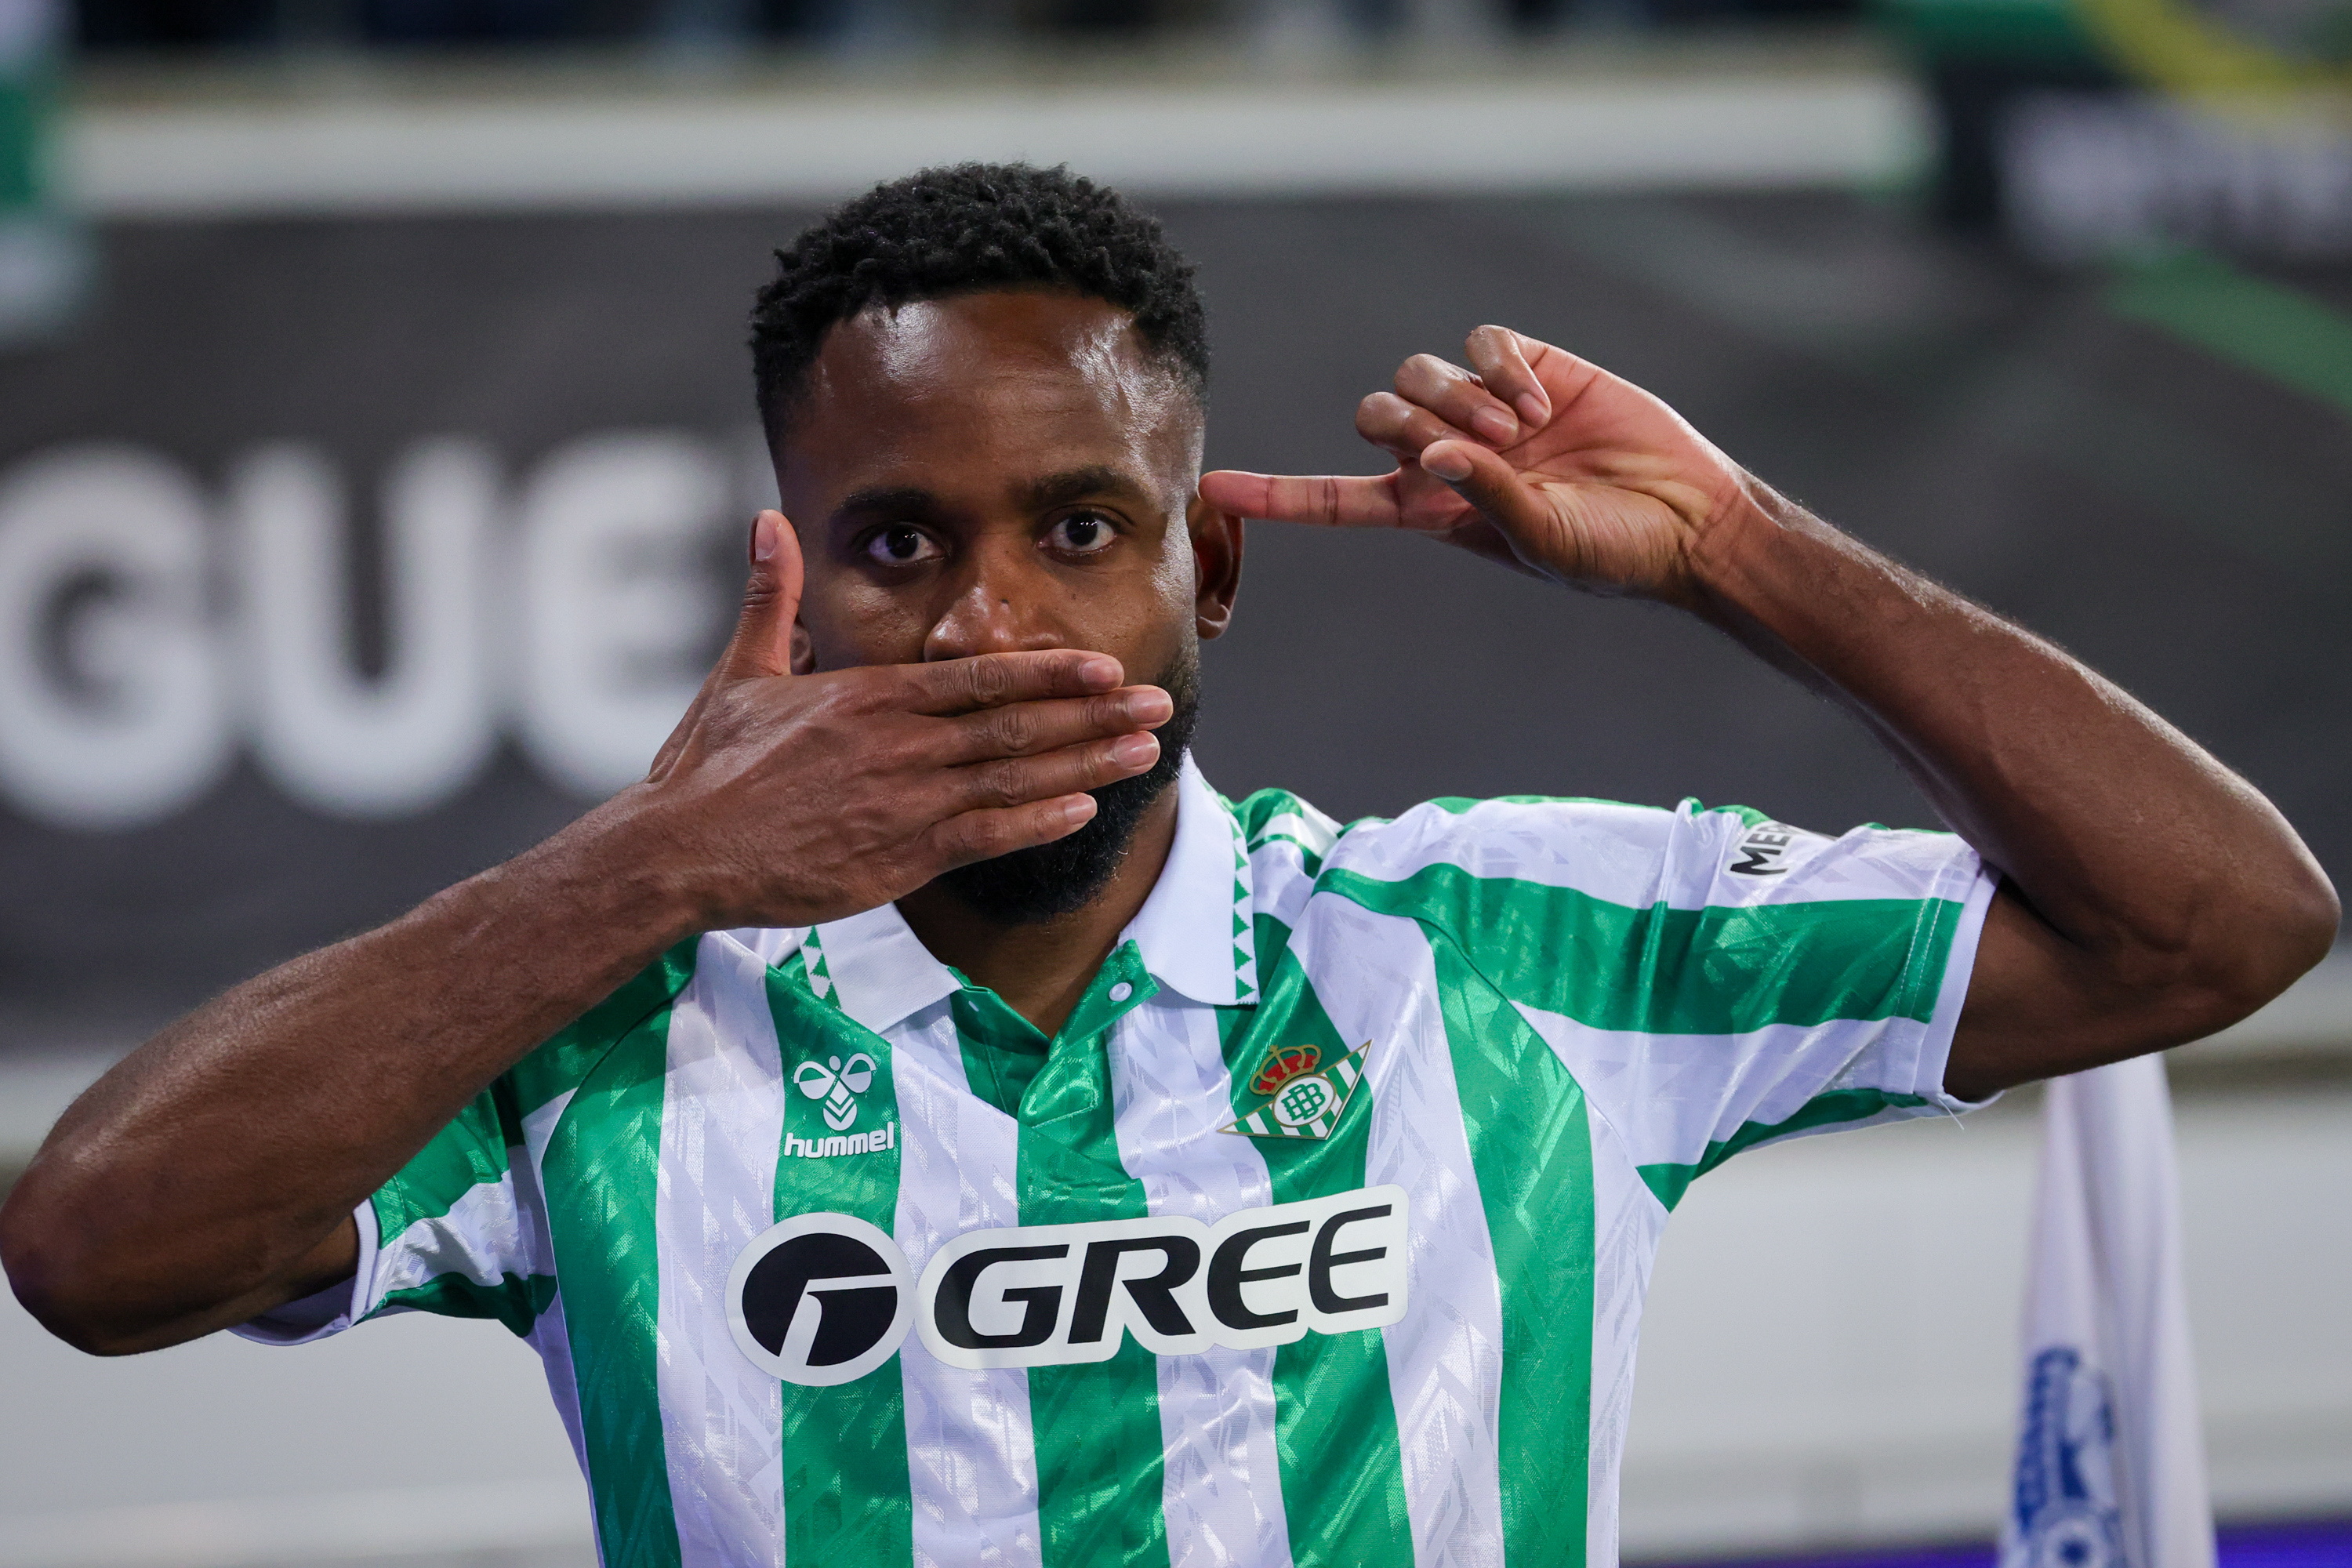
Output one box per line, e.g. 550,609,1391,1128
2078,0,2352,98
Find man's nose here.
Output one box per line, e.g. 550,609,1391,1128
923,541,1065,662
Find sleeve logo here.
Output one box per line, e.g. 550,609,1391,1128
1728,821,1808,877
728,1189,1410,1383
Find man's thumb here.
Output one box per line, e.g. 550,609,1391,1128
1420,441,1544,536
720,510,804,680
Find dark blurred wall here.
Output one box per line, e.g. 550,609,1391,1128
2,194,2345,1041
70,0,1869,49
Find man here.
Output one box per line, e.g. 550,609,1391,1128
1,164,2334,1566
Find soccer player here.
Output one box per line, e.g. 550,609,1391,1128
2,165,2335,1566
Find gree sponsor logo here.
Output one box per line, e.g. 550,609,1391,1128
726,1213,914,1388
727,1188,1409,1385
919,1187,1408,1369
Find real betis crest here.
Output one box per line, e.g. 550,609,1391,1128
1219,1041,1371,1141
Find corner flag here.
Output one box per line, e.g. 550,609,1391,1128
2002,1054,2214,1568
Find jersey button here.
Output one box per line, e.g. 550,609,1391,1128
1108,982,1134,1003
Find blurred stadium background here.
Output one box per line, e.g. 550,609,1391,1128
2,0,2350,1563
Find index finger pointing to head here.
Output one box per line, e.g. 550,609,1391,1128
902,649,1125,715
1197,470,1403,528
1464,325,1552,432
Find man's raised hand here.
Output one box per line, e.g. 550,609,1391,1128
1197,326,1758,605
630,510,1170,932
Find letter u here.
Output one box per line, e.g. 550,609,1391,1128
233,441,497,817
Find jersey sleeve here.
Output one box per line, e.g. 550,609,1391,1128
235,938,699,1345
1319,795,2000,1210
235,1084,551,1343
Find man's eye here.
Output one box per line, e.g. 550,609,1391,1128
864,524,938,565
1047,514,1116,554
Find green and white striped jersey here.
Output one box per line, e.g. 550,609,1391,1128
241,758,1995,1568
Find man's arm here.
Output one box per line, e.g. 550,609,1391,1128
0,512,1174,1356
1200,329,2339,1098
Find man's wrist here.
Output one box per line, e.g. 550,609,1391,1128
1676,479,1820,628
487,786,712,962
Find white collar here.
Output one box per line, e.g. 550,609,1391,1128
1118,755,1258,1007
808,755,1258,1035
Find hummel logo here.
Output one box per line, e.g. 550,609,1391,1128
794,1052,877,1131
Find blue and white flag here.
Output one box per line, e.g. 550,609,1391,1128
2002,1054,2213,1568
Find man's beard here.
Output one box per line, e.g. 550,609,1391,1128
935,653,1201,926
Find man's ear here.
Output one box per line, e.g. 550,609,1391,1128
789,621,814,675
1188,489,1244,641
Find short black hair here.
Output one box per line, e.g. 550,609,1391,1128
749,162,1208,444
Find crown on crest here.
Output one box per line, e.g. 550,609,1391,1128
1247,1044,1322,1098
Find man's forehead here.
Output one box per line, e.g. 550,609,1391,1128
782,289,1201,499
838,290,1143,377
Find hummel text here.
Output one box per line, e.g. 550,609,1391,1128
783,1123,898,1160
